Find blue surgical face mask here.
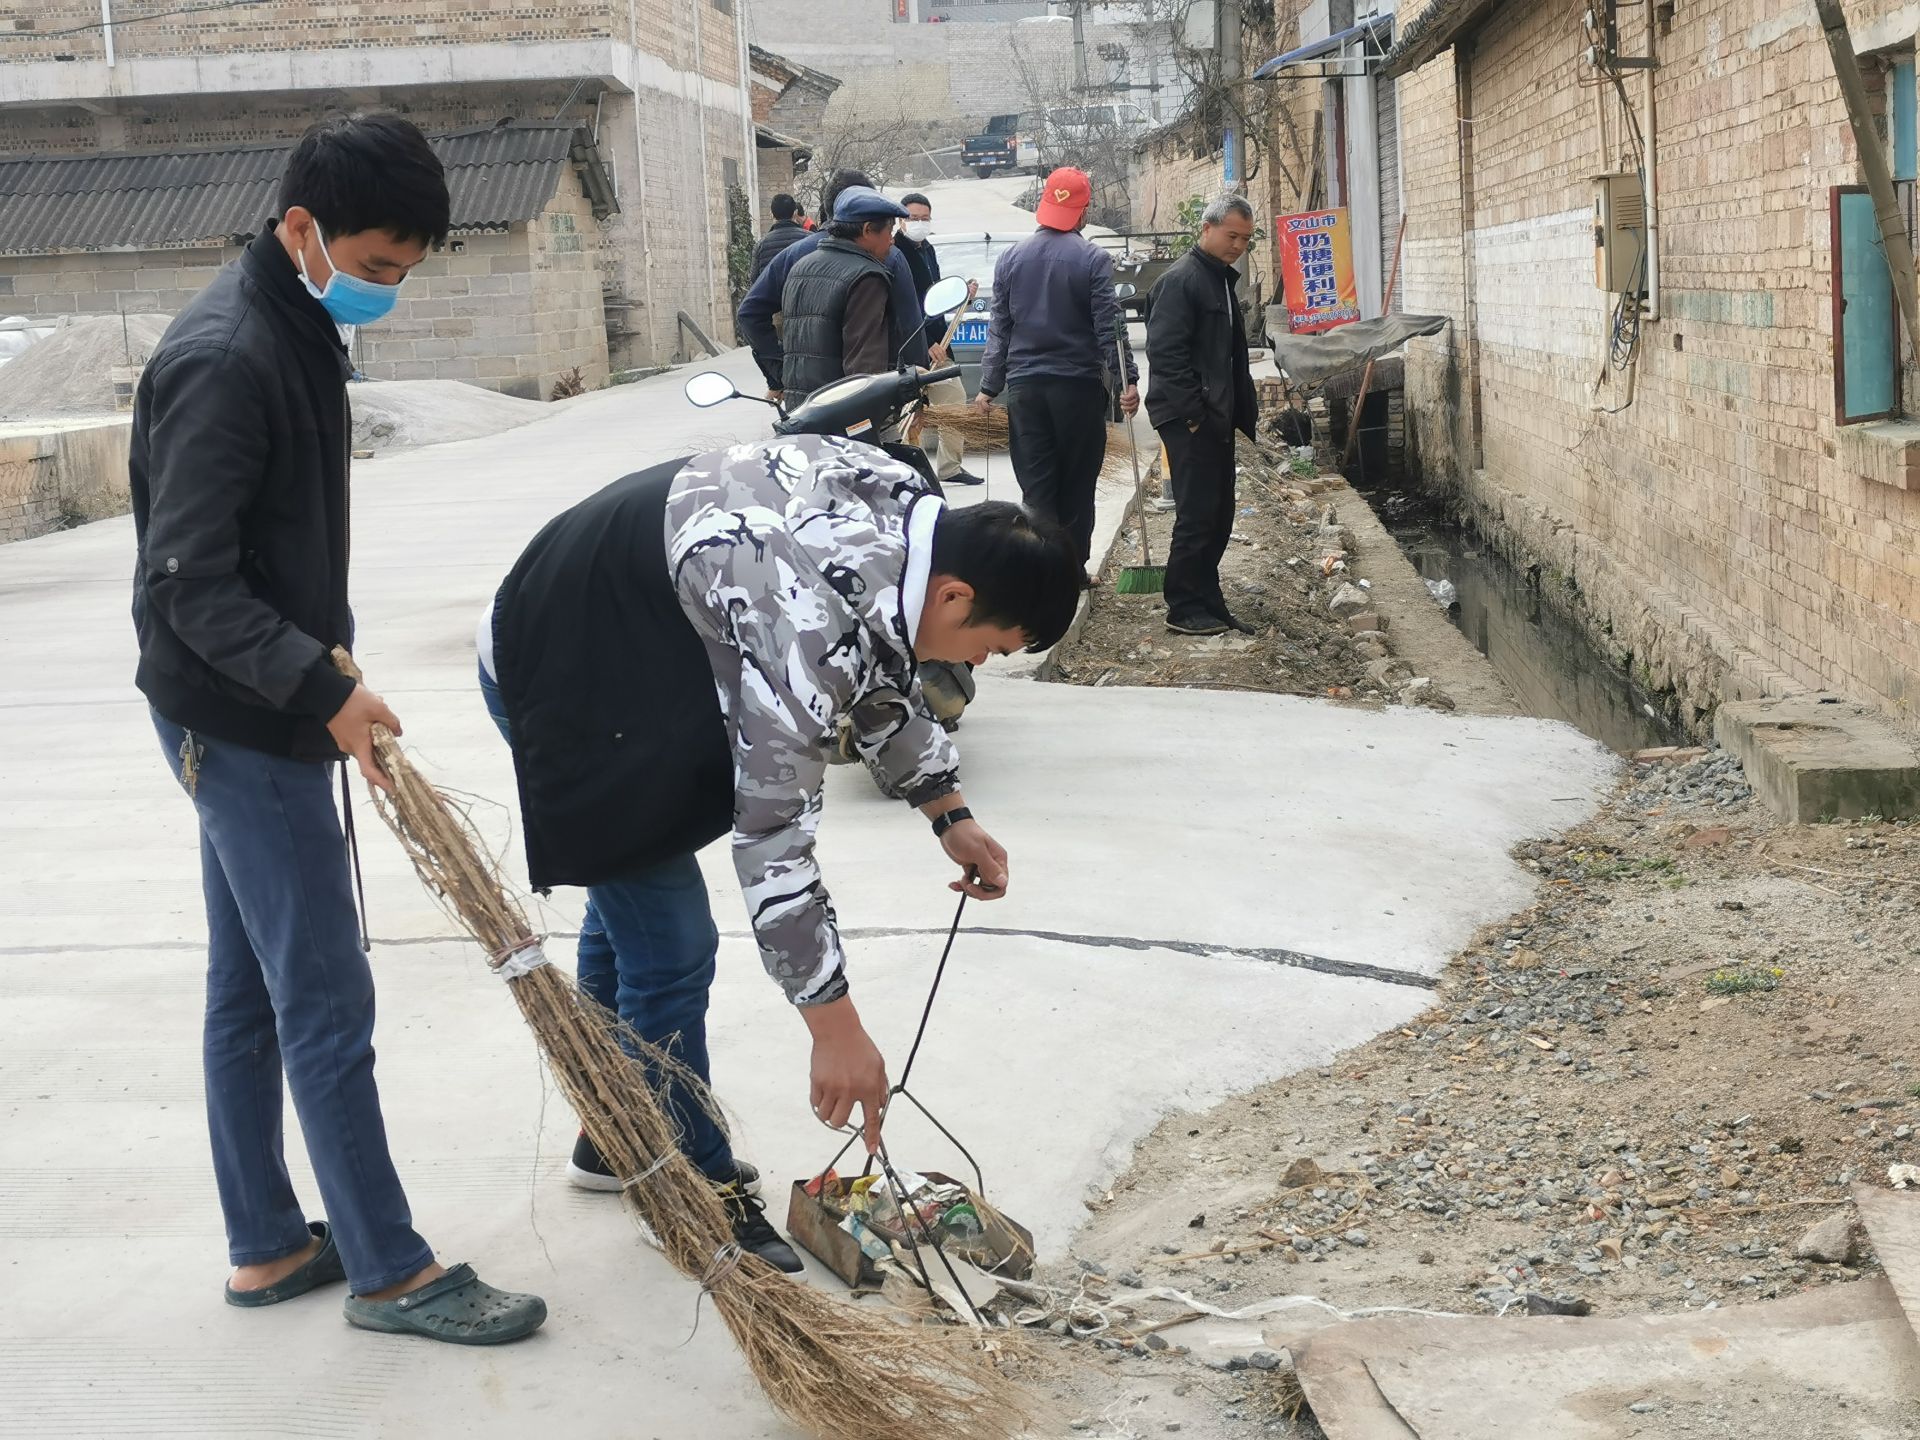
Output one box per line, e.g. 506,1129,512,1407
297,222,403,326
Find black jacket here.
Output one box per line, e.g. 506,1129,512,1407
780,238,893,400
491,459,733,890
130,228,359,760
897,234,944,345
1145,247,1258,441
750,219,809,284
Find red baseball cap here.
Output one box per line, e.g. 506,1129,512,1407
1036,167,1092,230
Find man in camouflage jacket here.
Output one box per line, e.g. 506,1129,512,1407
478,435,1083,1265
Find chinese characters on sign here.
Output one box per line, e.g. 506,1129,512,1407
1277,209,1359,334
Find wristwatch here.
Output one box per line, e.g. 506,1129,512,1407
930,806,973,838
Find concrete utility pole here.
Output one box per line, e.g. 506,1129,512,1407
1815,0,1920,370
1219,0,1247,190
1071,1,1091,92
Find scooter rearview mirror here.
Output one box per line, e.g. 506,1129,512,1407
923,275,970,319
684,371,738,408
1113,283,1137,299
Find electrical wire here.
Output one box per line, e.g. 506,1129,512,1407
0,0,273,40
1580,3,1649,404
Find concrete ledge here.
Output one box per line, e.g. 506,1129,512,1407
1835,418,1920,493
0,417,133,545
1715,692,1920,822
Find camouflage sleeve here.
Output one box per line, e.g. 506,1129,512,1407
849,685,960,806
686,522,882,1006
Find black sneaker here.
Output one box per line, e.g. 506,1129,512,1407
566,1131,761,1196
1215,610,1260,636
1166,612,1229,636
717,1184,804,1273
943,468,987,486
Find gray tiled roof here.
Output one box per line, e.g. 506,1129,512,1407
0,123,611,255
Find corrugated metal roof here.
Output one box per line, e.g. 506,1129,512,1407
0,124,601,256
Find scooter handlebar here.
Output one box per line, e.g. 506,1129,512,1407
917,365,963,386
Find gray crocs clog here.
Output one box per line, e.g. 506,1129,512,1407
342,1263,547,1346
224,1222,347,1308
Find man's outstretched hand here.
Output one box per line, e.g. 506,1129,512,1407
970,392,994,416
327,683,401,794
803,996,890,1154
939,817,1009,899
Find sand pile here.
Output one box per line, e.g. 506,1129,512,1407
0,313,171,421
349,379,552,451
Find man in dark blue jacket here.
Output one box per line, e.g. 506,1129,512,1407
736,169,930,397
970,167,1137,564
131,114,544,1343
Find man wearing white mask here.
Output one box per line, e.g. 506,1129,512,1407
896,193,984,487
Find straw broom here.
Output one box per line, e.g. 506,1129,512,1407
330,649,1027,1440
917,404,1141,483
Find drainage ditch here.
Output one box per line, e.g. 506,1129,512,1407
1351,481,1681,755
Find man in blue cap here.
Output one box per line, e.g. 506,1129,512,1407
738,170,931,403
779,185,911,403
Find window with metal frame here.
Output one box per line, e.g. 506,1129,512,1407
1833,184,1900,424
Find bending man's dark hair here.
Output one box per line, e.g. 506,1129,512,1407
820,168,874,223
930,501,1087,652
771,192,799,221
278,114,449,247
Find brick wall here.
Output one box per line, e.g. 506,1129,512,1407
0,68,750,371
1396,0,1920,729
2,247,234,317
757,146,801,202
350,182,608,397
0,420,133,544
8,0,620,65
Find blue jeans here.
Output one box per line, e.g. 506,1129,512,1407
477,664,733,1179
153,712,434,1295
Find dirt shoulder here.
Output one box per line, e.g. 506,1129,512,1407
1049,434,1514,718
1025,750,1919,1434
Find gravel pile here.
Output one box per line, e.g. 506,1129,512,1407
0,313,171,421
1625,749,1754,812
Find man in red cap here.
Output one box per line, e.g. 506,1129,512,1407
971,166,1138,564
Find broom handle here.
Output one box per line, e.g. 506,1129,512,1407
1113,315,1151,571
933,279,979,358
331,648,399,769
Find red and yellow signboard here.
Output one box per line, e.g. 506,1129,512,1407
1276,208,1359,334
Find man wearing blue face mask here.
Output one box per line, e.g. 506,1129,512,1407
130,113,547,1345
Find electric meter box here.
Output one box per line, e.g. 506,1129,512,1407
1593,172,1647,294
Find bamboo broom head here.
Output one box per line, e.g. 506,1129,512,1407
329,649,1034,1440
917,405,1143,484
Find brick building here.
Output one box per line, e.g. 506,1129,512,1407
0,0,757,371
0,125,618,398
748,45,842,201
1387,0,1920,729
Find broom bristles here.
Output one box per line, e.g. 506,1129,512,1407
330,650,1032,1440
919,404,1143,483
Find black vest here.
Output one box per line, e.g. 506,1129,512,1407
491,459,735,891
781,237,891,400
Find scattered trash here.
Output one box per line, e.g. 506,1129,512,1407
788,1167,1034,1295
1889,1164,1920,1190
1425,577,1458,607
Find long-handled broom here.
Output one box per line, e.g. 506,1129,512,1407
1109,316,1164,596
331,650,1027,1440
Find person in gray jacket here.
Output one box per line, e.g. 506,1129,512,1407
478,435,1084,1269
971,166,1138,563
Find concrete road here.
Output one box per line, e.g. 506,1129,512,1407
0,353,1616,1437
